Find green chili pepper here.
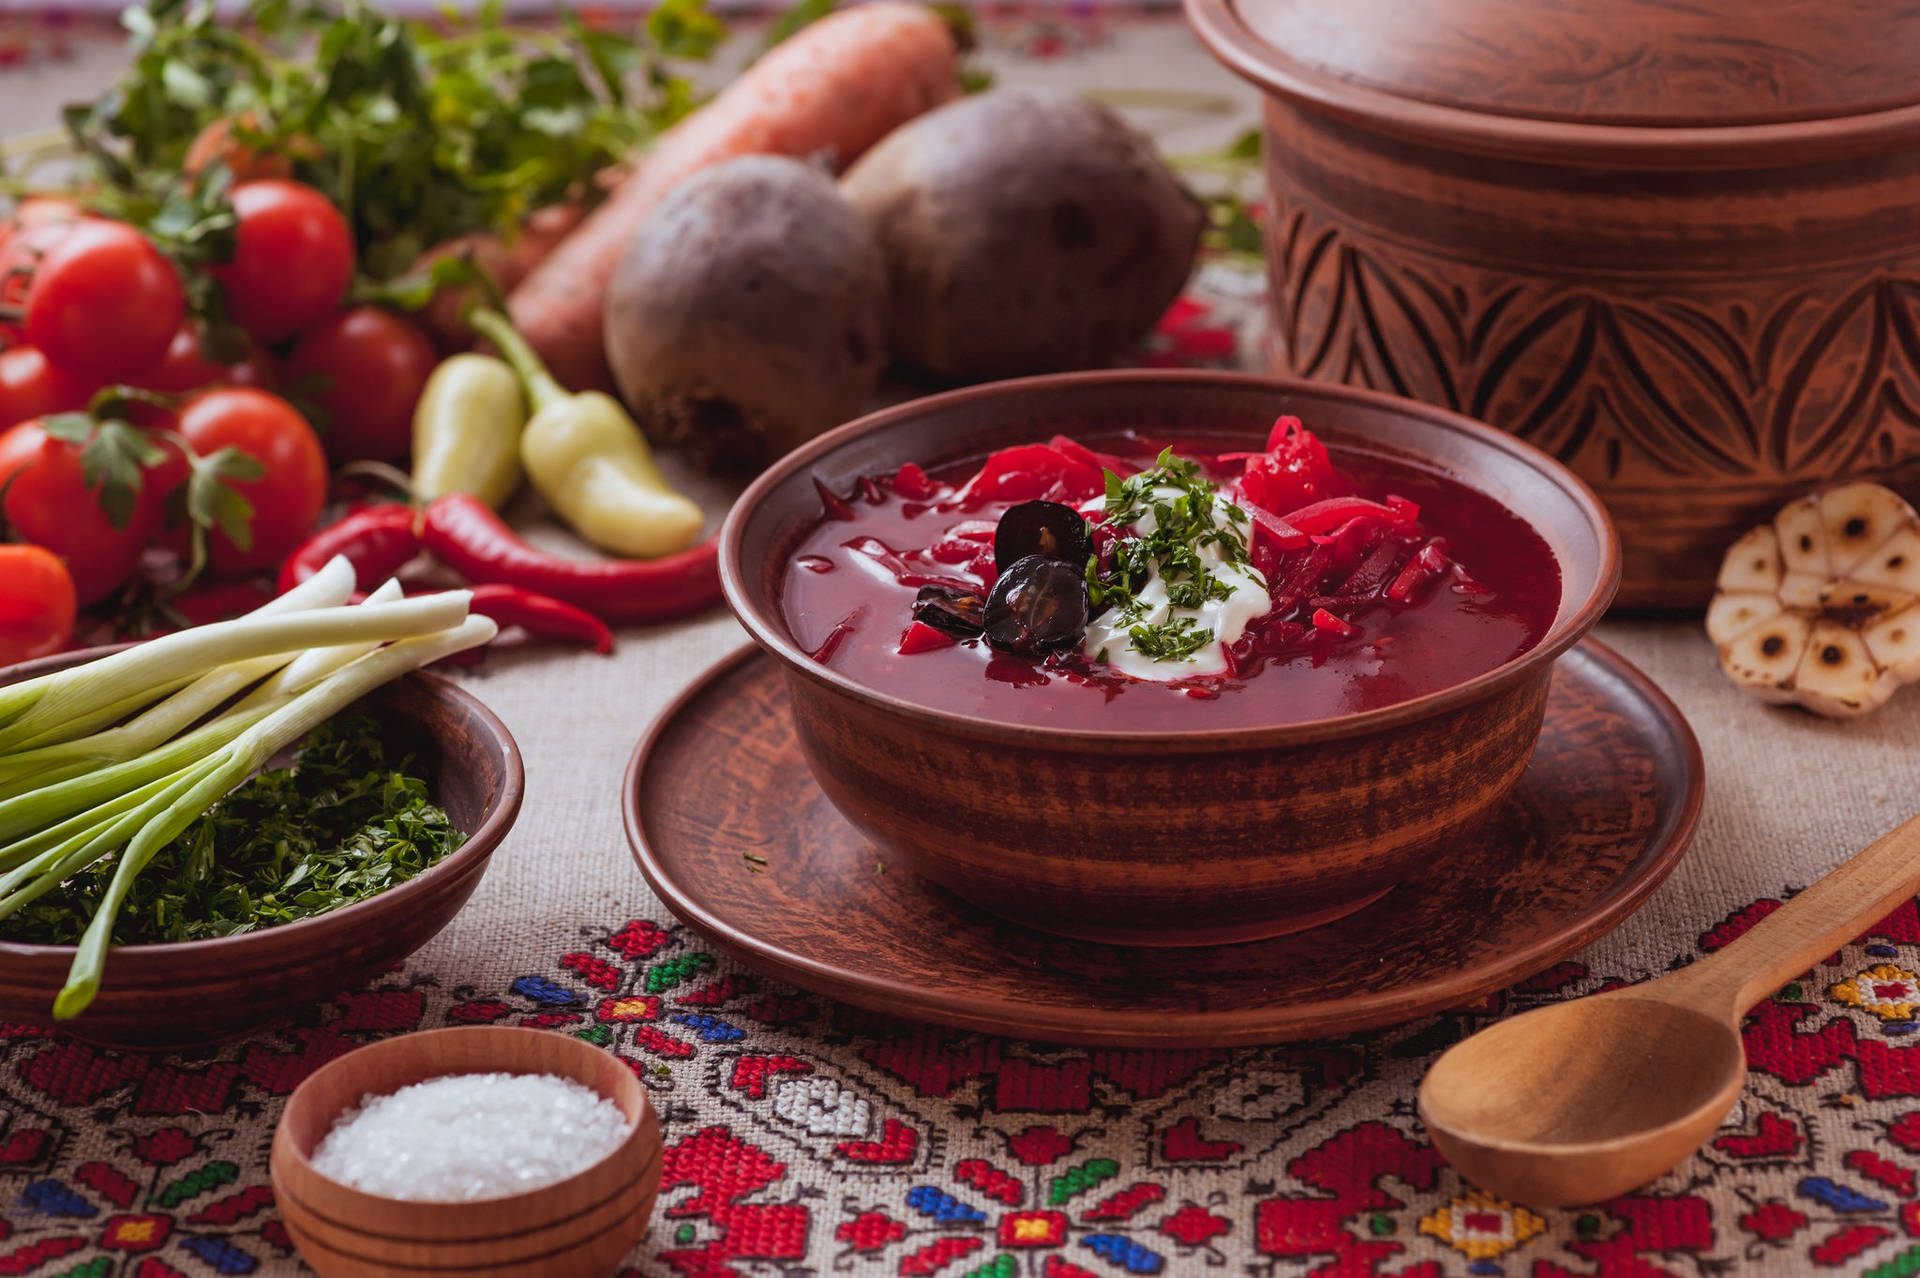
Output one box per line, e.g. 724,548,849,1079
410,353,527,510
469,308,703,559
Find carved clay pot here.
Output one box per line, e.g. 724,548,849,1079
1187,0,1920,608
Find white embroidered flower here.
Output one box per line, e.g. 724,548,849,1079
773,1077,872,1138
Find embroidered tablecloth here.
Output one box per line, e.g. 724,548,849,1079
7,12,1920,1278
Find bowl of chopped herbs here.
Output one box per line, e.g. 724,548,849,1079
0,643,523,1050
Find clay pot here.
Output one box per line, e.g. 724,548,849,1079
1187,0,1920,608
720,370,1618,945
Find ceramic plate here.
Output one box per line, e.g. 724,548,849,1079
624,641,1701,1047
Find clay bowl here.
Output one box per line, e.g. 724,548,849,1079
272,1026,662,1277
1186,0,1920,609
720,369,1619,946
0,646,523,1050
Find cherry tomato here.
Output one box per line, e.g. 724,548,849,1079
139,321,275,394
0,544,77,667
23,218,184,383
213,181,354,342
284,306,437,463
0,196,81,259
0,347,94,431
176,387,328,575
0,421,153,604
0,216,78,349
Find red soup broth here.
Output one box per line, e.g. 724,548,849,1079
777,434,1561,731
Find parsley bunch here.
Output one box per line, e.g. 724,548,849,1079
1087,449,1256,660
65,0,721,282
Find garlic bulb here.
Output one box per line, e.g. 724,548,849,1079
1708,484,1920,717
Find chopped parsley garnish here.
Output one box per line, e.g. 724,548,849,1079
1128,615,1213,661
0,716,464,946
1085,449,1260,663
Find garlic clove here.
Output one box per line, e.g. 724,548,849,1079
1778,572,1828,610
1865,604,1920,683
1719,611,1812,703
1774,496,1828,576
1791,621,1895,716
1716,525,1782,594
1820,483,1919,577
1849,526,1920,594
1816,579,1918,617
1706,592,1784,645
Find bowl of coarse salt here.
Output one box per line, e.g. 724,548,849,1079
270,1026,662,1277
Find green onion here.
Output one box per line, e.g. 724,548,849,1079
52,614,496,1018
0,583,469,751
0,564,362,794
0,554,497,1021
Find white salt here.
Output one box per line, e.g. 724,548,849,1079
310,1072,631,1201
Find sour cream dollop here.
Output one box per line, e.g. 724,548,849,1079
1079,486,1269,680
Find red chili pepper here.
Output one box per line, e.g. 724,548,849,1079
420,494,721,624
276,504,421,595
467,584,614,654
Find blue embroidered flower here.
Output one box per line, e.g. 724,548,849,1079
671,1013,746,1043
184,1236,259,1274
511,975,580,1005
1083,1233,1165,1273
906,1185,987,1224
1796,1177,1886,1212
19,1179,95,1217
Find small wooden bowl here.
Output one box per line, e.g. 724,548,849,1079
720,370,1620,945
272,1027,662,1278
0,647,523,1050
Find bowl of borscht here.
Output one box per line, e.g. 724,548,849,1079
720,371,1619,945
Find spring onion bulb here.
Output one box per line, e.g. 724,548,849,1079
0,558,496,1020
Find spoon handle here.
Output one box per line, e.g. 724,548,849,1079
1665,812,1920,1019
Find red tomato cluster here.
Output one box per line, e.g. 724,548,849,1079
0,179,437,664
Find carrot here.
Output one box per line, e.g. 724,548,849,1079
413,203,586,351
507,1,958,393
183,117,294,183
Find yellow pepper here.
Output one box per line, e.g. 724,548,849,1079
410,353,526,510
469,308,703,559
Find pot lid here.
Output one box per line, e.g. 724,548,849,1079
1227,0,1920,128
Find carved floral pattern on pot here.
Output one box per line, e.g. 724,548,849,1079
1265,197,1920,494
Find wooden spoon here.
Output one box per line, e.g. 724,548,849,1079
1418,812,1920,1206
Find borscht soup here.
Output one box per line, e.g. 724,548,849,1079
779,418,1561,730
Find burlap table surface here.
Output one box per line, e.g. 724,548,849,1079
5,14,1920,1278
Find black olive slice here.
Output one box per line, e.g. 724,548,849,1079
984,555,1090,656
994,500,1092,572
912,584,989,638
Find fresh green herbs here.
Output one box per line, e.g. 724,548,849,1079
1085,449,1257,662
0,714,463,946
0,560,493,1018
1126,615,1212,662
63,0,721,282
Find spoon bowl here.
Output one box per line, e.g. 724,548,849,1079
1419,995,1744,1206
